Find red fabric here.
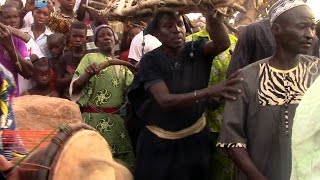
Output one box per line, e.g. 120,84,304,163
119,50,129,62
82,106,120,113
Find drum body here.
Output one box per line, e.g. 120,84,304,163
18,123,117,180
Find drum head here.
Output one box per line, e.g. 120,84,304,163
49,130,116,180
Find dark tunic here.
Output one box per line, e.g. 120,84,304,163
128,39,213,180
218,55,320,180
57,51,84,99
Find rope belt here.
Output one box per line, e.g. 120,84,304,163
146,114,206,140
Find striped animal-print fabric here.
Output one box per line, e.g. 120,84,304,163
258,61,318,106
216,142,247,148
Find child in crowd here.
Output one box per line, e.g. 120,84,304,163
56,21,87,99
22,59,59,97
47,33,65,73
0,4,34,96
21,5,53,58
1,3,46,62
47,33,65,94
0,3,45,96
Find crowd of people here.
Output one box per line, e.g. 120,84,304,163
0,0,319,179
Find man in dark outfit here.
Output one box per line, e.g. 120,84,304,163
218,1,320,180
128,11,243,180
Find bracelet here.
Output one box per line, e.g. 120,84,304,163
194,90,199,103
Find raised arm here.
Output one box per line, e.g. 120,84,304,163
7,26,31,43
8,26,44,61
0,23,33,78
203,11,230,58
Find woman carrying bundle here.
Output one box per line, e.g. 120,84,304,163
128,10,243,180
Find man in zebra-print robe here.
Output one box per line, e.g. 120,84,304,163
217,1,320,180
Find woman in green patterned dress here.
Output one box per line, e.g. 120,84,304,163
69,25,135,170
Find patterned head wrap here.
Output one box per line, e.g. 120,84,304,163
269,0,307,25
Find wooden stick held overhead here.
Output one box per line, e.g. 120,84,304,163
84,0,246,21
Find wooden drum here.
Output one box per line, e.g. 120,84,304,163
8,123,132,180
